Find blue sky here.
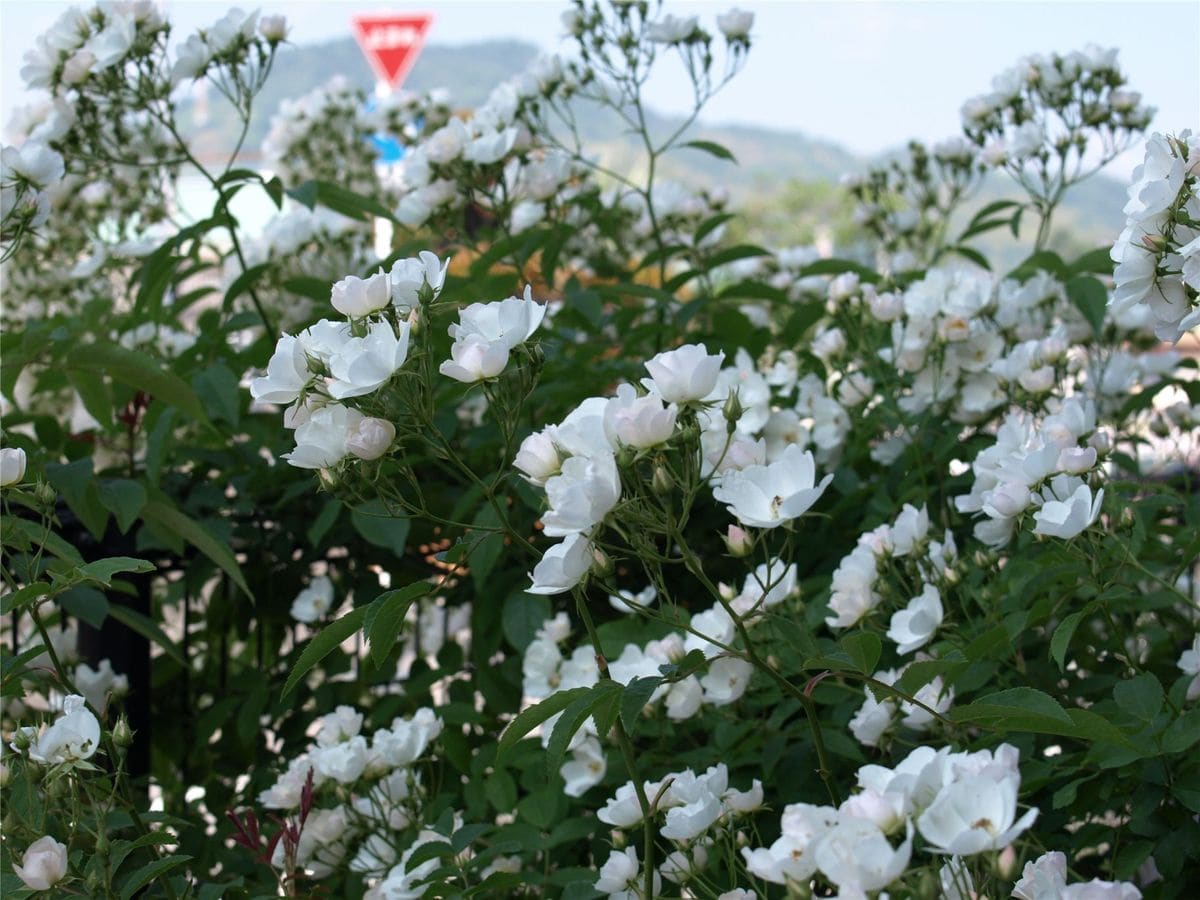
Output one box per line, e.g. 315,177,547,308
3,1,1197,177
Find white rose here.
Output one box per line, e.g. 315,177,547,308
14,836,68,891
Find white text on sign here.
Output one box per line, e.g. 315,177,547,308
364,25,421,49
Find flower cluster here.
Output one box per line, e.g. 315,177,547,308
960,45,1152,206
250,253,447,468
521,566,796,793
743,743,1037,893
844,137,983,268
257,705,444,883
594,762,762,897
955,395,1106,547
1109,131,1200,342
263,77,452,198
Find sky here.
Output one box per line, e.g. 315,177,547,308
2,0,1198,178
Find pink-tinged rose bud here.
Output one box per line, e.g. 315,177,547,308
1087,429,1113,456
514,430,560,485
1057,446,1097,475
259,15,289,42
14,836,68,891
724,524,753,557
61,48,96,84
331,271,391,318
345,417,395,461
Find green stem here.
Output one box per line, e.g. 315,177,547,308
574,592,657,899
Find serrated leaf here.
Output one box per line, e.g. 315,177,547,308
282,604,369,696
1113,673,1164,722
839,632,881,675
498,687,592,759
364,583,433,668
546,692,602,772
590,680,623,739
619,676,662,736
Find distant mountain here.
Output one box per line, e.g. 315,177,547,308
181,36,1127,259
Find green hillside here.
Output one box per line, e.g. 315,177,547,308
182,36,1128,258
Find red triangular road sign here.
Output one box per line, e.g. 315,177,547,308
351,14,434,90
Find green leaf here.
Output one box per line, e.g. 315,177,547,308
947,244,991,270
46,458,109,539
1007,250,1067,281
287,179,397,222
1050,603,1095,671
705,243,771,269
839,632,881,675
58,587,109,628
797,258,880,281
0,582,51,615
1066,275,1107,338
306,499,342,547
222,262,271,312
619,676,662,736
681,139,737,162
351,498,410,556
1067,247,1114,277
282,603,369,696
281,276,331,303
66,342,211,427
2,517,84,564
193,363,242,426
364,583,434,668
118,854,193,900
502,591,551,651
469,504,505,589
546,691,603,772
589,680,623,739
1113,673,1164,722
1163,709,1200,754
77,556,154,586
107,602,185,665
140,498,253,600
67,368,114,429
97,479,147,534
498,687,593,759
